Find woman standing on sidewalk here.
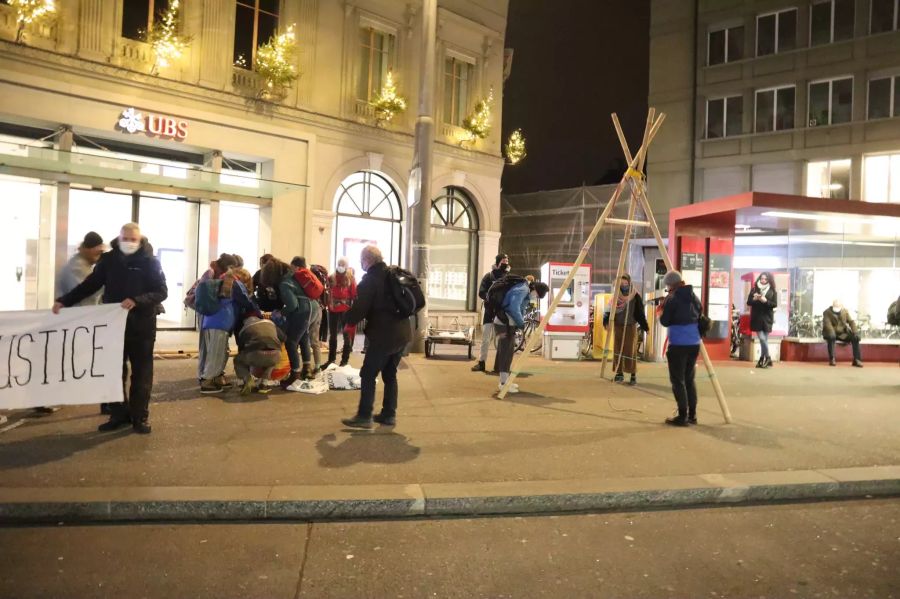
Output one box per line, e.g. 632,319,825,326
658,270,701,427
747,272,777,369
326,257,357,367
604,274,650,386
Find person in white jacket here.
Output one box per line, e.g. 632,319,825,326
57,231,105,305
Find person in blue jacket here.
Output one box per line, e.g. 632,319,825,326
658,270,702,427
495,279,549,395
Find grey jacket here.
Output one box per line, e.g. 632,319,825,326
57,254,102,306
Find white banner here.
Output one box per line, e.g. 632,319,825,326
0,305,127,409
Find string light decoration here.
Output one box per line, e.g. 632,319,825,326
254,24,299,98
370,71,407,126
505,129,527,165
461,88,494,143
148,0,191,73
10,0,56,43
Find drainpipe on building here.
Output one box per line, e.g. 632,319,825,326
407,0,437,353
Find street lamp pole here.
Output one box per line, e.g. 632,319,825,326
408,0,437,353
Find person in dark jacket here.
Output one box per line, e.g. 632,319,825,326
472,253,510,372
822,300,863,367
747,271,777,369
235,315,286,395
262,258,313,388
252,254,282,312
603,274,650,385
341,246,411,429
658,270,702,427
53,223,167,434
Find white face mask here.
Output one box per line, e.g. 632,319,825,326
832,306,842,313
336,266,346,274
119,239,140,256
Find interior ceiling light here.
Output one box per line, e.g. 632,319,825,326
760,210,891,226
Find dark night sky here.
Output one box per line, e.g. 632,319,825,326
501,0,651,194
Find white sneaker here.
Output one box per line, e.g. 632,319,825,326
498,383,519,394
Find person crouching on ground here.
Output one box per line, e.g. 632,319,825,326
823,300,863,368
496,279,550,395
199,267,259,394
658,270,701,427
235,315,286,395
327,256,357,368
53,223,167,434
340,246,410,429
262,258,313,388
604,273,649,386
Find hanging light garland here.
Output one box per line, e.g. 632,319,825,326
505,129,527,165
371,71,407,125
10,0,56,43
461,88,494,143
254,24,299,98
148,0,191,72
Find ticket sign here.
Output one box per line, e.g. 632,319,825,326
539,262,592,333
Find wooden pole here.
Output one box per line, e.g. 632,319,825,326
497,112,665,400
610,119,734,424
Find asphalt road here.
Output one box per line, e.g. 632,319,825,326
1,499,898,599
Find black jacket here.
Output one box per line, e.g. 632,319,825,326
58,237,168,337
252,269,283,312
478,267,507,324
345,261,411,354
747,285,777,333
606,294,650,331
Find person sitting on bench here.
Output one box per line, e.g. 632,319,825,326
822,300,863,368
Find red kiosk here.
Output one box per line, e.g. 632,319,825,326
668,193,900,362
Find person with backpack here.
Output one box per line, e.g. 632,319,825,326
747,271,777,369
326,256,357,368
340,246,422,429
252,254,282,312
291,256,325,377
472,254,511,373
197,267,259,394
309,264,329,371
492,276,550,395
658,270,702,427
603,274,650,386
186,253,239,382
263,258,313,388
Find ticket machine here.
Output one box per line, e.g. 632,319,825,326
540,262,591,360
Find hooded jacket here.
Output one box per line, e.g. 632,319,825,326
58,237,167,337
345,261,411,354
659,284,702,346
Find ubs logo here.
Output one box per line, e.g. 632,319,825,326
117,107,188,141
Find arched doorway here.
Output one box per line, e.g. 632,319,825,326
333,171,402,274
430,186,479,310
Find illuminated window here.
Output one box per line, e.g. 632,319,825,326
444,57,474,127
333,171,402,275
863,153,900,203
358,27,395,102
806,159,851,199
430,187,479,311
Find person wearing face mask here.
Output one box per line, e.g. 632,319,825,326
472,253,512,373
53,223,168,434
603,274,650,385
822,300,863,367
326,257,357,368
747,271,777,369
658,270,702,427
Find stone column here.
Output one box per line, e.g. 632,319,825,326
477,230,501,278
53,127,73,299
310,209,336,268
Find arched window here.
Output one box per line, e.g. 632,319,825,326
333,171,402,275
430,186,479,310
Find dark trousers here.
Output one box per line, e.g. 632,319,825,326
494,324,515,373
356,349,402,418
284,306,311,371
666,344,700,419
825,336,861,361
320,309,329,342
116,335,155,424
328,311,353,363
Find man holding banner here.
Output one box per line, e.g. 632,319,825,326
53,223,167,434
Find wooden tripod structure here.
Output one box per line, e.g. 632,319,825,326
497,109,733,424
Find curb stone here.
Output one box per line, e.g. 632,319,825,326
1,466,898,523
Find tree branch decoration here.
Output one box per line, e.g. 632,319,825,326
371,71,407,126
254,24,299,99
148,0,191,73
10,0,56,43
505,129,526,165
461,88,494,144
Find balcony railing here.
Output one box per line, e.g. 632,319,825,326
232,66,264,92
118,37,153,66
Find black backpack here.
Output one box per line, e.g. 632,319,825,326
385,266,426,318
486,274,527,324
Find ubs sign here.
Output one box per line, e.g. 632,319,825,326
117,107,188,141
